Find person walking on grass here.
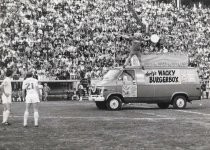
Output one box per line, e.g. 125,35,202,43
22,72,41,127
0,69,13,125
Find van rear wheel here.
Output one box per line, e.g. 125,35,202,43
106,96,122,111
173,95,187,109
95,101,107,110
157,103,170,109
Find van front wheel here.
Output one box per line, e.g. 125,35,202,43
106,96,122,111
157,103,170,109
173,95,187,109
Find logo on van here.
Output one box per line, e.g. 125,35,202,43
146,69,181,84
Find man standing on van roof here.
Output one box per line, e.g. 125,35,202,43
124,39,144,68
124,1,160,69
123,1,149,69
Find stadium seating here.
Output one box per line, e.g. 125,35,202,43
0,0,209,81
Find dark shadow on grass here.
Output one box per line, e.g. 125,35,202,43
122,105,206,111
177,107,207,110
122,106,160,110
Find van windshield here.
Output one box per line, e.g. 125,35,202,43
103,70,121,80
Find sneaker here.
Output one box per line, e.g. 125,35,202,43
23,125,28,128
34,125,39,127
2,122,11,126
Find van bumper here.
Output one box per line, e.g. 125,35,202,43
89,95,105,101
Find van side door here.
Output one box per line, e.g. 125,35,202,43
136,69,155,102
120,69,138,102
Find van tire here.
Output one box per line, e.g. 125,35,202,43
173,95,187,109
106,96,122,111
157,103,170,109
95,101,107,110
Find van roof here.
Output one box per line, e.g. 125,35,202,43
114,66,197,70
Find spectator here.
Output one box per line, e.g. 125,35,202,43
0,0,209,81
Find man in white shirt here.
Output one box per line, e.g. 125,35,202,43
38,82,43,101
22,71,41,127
0,69,13,125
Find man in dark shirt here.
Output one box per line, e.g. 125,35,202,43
80,77,89,95
80,71,90,96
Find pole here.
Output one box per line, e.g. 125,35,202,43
177,0,181,9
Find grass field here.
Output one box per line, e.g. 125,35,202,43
0,100,210,150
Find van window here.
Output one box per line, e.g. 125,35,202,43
103,70,121,80
121,70,135,82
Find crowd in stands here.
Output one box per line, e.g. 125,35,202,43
0,0,210,81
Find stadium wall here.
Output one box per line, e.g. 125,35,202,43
157,0,210,7
0,80,80,102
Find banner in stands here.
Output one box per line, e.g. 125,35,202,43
145,69,181,84
142,53,188,68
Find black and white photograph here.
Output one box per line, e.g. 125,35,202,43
0,0,210,149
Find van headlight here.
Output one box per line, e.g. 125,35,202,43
91,86,106,95
100,87,104,96
100,87,107,96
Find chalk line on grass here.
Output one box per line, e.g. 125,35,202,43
175,110,210,117
0,114,176,121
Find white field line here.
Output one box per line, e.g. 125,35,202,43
174,110,210,129
136,105,210,117
0,115,176,121
175,110,210,116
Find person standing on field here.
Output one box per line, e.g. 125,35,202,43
206,81,210,99
201,81,206,99
22,72,41,127
43,83,50,101
38,82,43,101
0,69,13,125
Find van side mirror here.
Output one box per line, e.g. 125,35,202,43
118,77,123,81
